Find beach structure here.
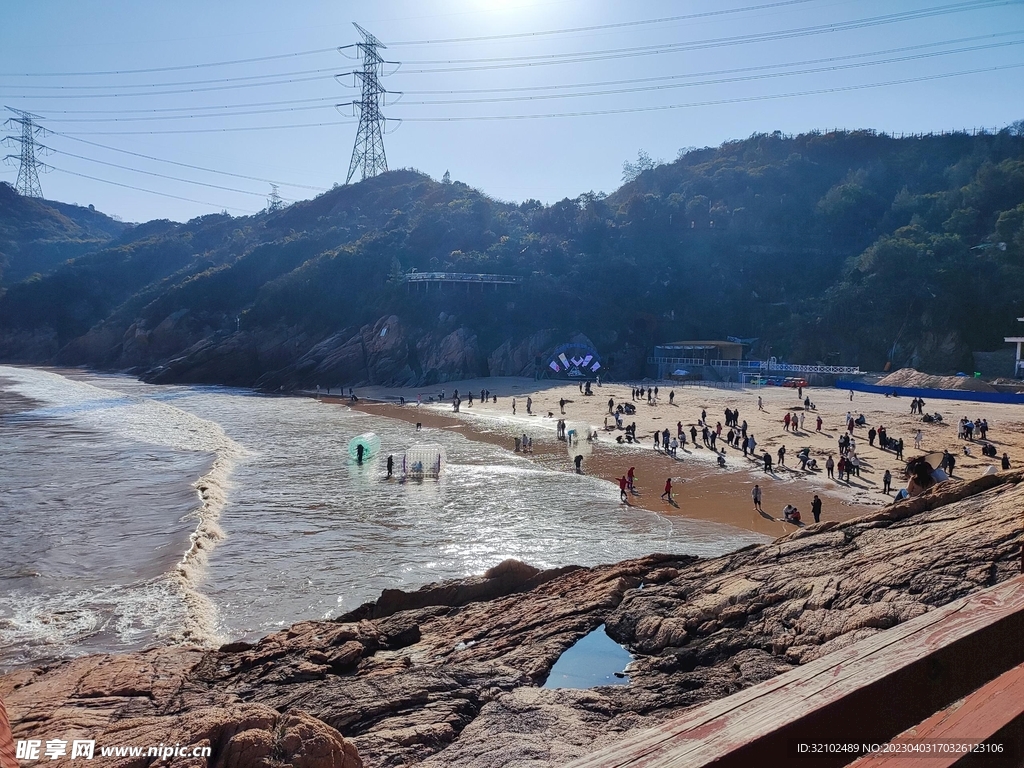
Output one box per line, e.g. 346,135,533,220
1005,317,1024,378
403,271,523,292
546,341,603,379
653,340,745,363
402,444,446,478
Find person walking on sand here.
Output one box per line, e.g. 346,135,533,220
883,469,892,494
387,454,394,478
752,483,763,512
778,444,786,466
816,415,823,432
783,413,791,432
619,476,629,503
627,466,636,492
914,429,923,449
661,477,673,503
758,396,764,411
574,454,583,474
826,454,835,479
799,412,805,431
811,494,822,523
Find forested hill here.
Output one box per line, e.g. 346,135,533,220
1,127,1022,388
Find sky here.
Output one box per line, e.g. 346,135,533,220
2,0,1022,222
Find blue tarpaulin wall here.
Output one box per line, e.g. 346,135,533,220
835,380,1024,405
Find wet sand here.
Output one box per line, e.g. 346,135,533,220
319,376,1024,539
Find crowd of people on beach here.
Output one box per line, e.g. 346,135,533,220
335,377,1016,531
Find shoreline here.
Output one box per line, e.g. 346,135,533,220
318,375,1024,539
327,388,867,539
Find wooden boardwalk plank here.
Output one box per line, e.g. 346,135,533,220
565,577,1024,768
846,663,1024,768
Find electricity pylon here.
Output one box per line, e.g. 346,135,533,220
339,24,395,184
267,184,283,211
3,107,50,198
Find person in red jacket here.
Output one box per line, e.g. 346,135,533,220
661,477,673,503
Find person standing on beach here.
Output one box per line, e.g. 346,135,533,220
748,435,757,455
608,397,615,414
883,469,892,494
799,412,805,431
777,445,786,466
386,455,394,478
619,476,629,503
816,415,823,432
763,452,773,473
758,396,764,411
627,467,636,492
527,396,532,414
356,443,365,464
811,494,822,523
914,429,922,449
559,398,566,415
661,477,673,503
574,454,583,474
826,454,835,478
512,398,517,415
752,484,763,512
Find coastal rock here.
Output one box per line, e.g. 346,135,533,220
362,315,413,385
414,327,481,385
4,471,1022,768
486,331,556,377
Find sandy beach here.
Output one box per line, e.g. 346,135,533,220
321,376,1024,538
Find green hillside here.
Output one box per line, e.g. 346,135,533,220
1,127,1022,386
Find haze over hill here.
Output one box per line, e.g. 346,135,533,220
1,127,1023,386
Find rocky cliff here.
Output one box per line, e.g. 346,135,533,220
3,471,1022,768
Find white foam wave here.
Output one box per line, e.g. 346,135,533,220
1,366,242,649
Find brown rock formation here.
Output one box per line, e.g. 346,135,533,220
3,471,1022,768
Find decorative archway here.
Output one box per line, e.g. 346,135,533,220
546,342,602,378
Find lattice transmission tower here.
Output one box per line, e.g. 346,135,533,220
3,107,50,198
339,24,398,185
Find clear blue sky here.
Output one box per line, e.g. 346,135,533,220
2,0,1022,222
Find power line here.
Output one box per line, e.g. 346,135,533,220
31,95,340,115
56,119,356,136
396,32,1024,95
1,73,336,100
49,165,257,213
395,40,1024,107
34,37,1021,122
44,102,338,123
389,62,1024,122
0,48,337,77
388,0,821,45
397,0,1015,73
52,132,328,191
48,147,290,199
0,67,341,91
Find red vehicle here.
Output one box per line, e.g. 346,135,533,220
783,377,808,388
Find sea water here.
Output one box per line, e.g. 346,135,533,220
0,367,766,670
